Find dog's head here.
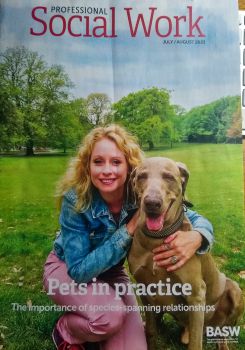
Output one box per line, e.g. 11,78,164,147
131,157,189,232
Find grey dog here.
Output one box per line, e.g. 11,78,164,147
128,157,244,350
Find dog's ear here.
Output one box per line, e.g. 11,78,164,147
128,167,139,204
176,162,189,195
129,167,138,191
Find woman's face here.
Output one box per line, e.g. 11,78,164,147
90,137,128,201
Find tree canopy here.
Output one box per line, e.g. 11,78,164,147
113,87,176,149
87,93,111,126
0,47,79,154
180,96,241,143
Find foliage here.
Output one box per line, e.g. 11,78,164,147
226,104,242,142
44,101,86,152
0,47,77,155
180,96,241,143
0,54,24,150
135,115,165,149
0,47,114,154
86,93,111,125
113,87,176,149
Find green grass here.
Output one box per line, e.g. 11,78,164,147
0,144,244,349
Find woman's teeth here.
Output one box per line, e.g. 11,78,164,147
101,179,115,184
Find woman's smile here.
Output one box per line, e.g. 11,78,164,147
90,137,128,201
100,178,117,185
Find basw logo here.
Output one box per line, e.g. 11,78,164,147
206,326,240,338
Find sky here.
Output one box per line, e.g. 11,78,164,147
0,0,241,111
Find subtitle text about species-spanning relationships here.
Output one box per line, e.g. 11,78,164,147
11,302,215,313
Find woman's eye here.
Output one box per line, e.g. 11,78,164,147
112,159,121,165
93,159,103,165
162,173,175,181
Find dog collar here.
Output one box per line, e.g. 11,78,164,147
142,210,185,239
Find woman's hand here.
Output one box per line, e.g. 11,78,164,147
152,230,202,272
126,210,140,236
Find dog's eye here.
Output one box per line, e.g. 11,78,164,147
162,173,175,181
137,172,148,180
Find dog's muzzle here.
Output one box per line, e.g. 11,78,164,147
142,209,185,239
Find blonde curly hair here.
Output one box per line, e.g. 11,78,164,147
56,124,144,210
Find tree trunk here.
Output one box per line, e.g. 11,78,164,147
148,140,154,150
26,139,34,156
63,139,67,153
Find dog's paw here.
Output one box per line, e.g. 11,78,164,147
153,261,161,275
181,327,189,345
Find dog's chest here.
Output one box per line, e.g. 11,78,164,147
128,244,188,309
128,235,171,283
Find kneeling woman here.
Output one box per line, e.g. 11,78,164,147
43,124,213,350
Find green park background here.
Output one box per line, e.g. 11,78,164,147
0,47,244,349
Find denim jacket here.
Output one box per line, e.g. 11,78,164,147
54,188,213,284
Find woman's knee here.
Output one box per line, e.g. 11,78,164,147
88,309,126,337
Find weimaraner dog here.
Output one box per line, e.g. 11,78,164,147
128,157,243,350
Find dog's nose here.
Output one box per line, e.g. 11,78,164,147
144,195,162,212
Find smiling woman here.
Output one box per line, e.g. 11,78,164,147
44,124,148,350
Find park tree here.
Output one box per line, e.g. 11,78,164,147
0,69,23,150
0,46,73,155
132,116,165,150
113,87,175,149
44,101,86,153
68,97,92,133
181,96,240,143
70,98,89,125
167,105,186,146
86,93,111,125
226,105,242,143
215,97,240,142
181,104,218,142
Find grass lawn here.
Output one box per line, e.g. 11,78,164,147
0,143,244,349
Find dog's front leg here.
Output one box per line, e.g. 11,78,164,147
186,280,206,350
145,310,158,350
140,296,158,350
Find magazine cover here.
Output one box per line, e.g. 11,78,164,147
0,0,244,349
